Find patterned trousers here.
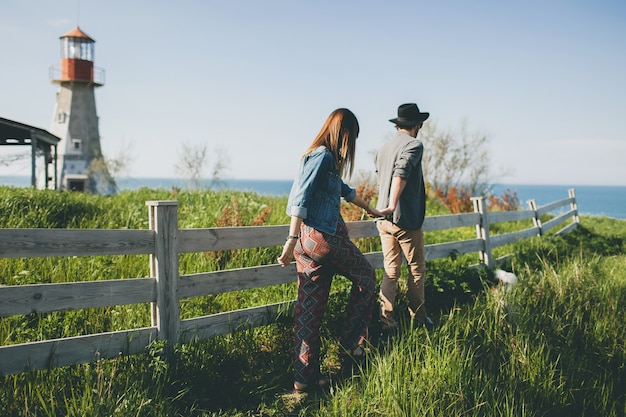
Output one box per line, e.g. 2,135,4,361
293,217,377,384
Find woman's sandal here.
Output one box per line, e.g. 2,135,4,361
293,376,331,394
343,345,367,360
350,345,367,359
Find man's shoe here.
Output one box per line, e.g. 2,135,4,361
378,326,398,346
413,316,435,331
423,316,435,331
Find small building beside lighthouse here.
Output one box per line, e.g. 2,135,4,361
47,27,115,194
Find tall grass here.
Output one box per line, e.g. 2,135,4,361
321,252,625,416
0,186,624,416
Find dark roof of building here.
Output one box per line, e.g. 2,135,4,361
0,117,61,146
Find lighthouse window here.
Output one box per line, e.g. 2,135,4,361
62,38,93,61
72,139,82,152
57,111,66,123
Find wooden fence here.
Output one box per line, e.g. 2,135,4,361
0,190,579,376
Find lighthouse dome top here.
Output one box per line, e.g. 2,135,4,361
60,27,95,42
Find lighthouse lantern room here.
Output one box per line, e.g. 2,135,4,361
60,27,96,82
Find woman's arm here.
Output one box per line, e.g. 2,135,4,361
350,194,384,218
287,151,330,219
277,215,303,267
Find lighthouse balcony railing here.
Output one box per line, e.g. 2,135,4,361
48,65,105,86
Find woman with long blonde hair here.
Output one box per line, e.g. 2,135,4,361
278,108,382,393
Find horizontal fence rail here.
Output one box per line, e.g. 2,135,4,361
0,190,580,376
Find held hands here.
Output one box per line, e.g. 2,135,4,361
376,206,395,216
372,200,396,217
353,195,391,219
365,204,394,218
365,206,385,218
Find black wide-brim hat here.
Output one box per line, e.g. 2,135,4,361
389,103,429,126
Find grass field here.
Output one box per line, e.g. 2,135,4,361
0,186,624,416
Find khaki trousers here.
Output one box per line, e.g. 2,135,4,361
376,219,426,328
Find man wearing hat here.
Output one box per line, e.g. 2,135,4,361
375,103,433,335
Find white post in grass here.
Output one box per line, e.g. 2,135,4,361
147,200,180,353
471,196,493,269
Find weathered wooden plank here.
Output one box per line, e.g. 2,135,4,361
178,216,485,255
178,252,385,299
0,278,156,317
556,222,578,236
0,229,154,258
423,213,480,231
537,198,573,216
491,227,541,247
179,264,297,298
179,301,295,342
485,210,536,224
542,209,576,233
0,327,157,376
424,239,484,260
345,220,378,238
179,225,289,252
363,251,384,269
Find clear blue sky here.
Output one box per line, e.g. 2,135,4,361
1,0,625,185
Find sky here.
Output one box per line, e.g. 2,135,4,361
1,0,625,186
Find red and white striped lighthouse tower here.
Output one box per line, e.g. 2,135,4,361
48,27,115,194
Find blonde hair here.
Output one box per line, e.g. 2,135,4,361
303,108,359,178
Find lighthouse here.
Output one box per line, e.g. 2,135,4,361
48,27,115,194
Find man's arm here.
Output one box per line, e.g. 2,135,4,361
379,176,407,216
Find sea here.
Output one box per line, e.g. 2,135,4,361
1,175,625,220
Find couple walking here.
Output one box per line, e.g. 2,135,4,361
277,103,432,393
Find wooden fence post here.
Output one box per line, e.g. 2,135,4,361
528,199,543,236
146,201,180,353
471,196,493,269
569,188,580,225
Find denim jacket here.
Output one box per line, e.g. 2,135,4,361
286,146,356,235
